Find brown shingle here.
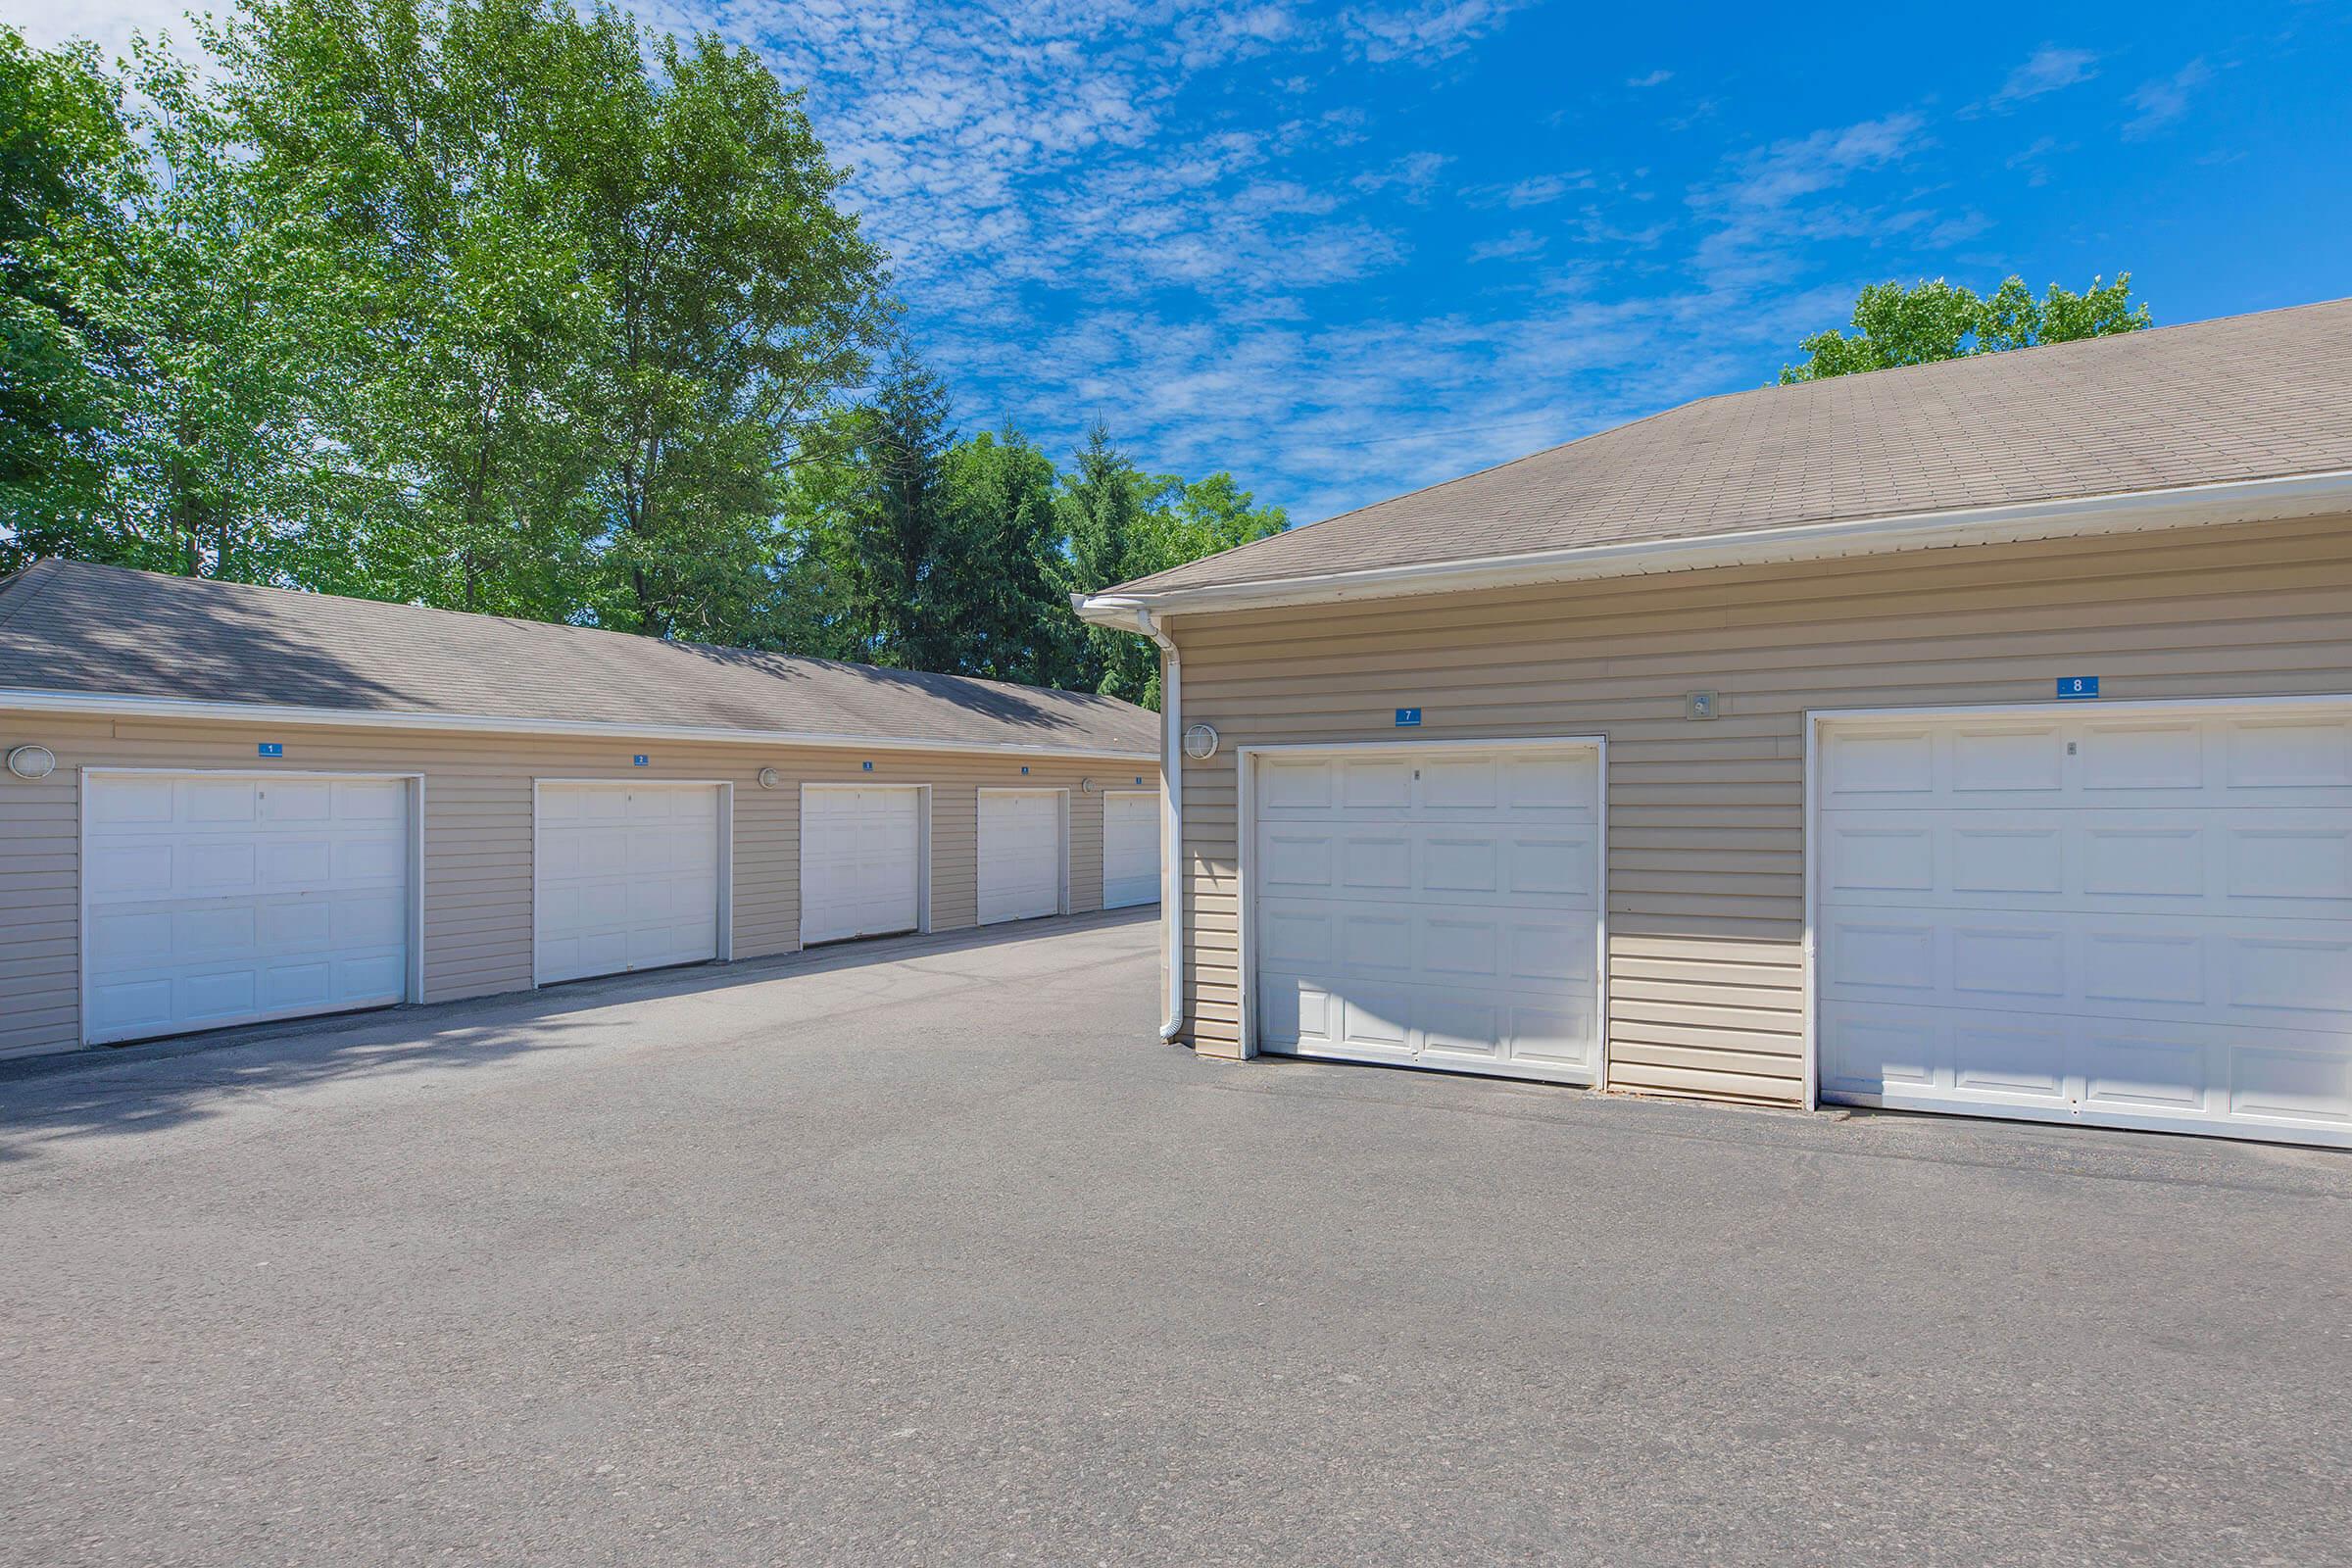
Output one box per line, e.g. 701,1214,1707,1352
0,562,1157,756
1114,297,2352,597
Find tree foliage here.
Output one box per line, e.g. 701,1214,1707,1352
0,1,1287,704
0,27,137,564
1780,273,2152,383
776,373,1285,706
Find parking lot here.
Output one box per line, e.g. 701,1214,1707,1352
4,910,2348,1566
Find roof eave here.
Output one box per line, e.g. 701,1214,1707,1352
0,690,1158,762
1081,468,2352,621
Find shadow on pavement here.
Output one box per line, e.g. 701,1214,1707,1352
0,906,1157,1161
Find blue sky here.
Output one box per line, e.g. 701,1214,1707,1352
25,0,2352,523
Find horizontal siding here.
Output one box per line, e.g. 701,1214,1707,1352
1171,513,2352,1106
0,715,1141,1057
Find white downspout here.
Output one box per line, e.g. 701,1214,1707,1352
1137,609,1184,1043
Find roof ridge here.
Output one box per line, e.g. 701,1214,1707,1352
0,558,66,634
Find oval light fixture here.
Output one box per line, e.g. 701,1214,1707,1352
6,744,57,780
756,766,781,790
1181,723,1220,760
1079,776,1098,794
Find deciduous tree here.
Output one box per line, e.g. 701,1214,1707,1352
1780,273,2150,383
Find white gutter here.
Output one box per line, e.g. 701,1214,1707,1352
1078,594,1188,1043
0,689,1155,763
1136,609,1186,1044
1075,468,2352,622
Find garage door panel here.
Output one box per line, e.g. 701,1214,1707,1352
1341,760,1412,808
2230,1042,2352,1125
977,791,1062,925
1819,705,2352,1146
1825,906,2352,1028
1254,744,1602,1086
1828,711,2352,809
183,779,257,823
1508,834,1597,898
536,783,723,985
1102,792,1159,909
83,774,414,1045
1507,1004,1599,1070
184,842,259,896
801,786,921,945
2227,715,2352,789
1823,808,2352,919
1827,997,2352,1131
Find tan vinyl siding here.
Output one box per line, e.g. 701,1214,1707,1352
1169,513,2352,1106
0,718,1139,1057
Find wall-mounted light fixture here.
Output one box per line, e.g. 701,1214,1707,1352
6,745,56,780
1181,724,1220,760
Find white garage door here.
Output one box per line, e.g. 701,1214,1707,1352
1251,742,1604,1084
82,772,413,1045
802,785,923,946
978,789,1064,925
1817,703,2352,1147
1102,791,1160,909
535,782,723,985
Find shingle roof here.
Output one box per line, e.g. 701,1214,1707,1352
0,561,1157,756
1113,297,2352,598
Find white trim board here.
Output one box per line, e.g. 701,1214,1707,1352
0,688,1154,763
76,766,427,1047
1800,691,2352,1150
1234,734,1609,1088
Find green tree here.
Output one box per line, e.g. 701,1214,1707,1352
1781,272,2151,383
1054,421,1155,702
218,0,614,613
104,35,359,581
0,27,136,569
939,426,1072,685
556,15,892,639
1049,424,1286,707
841,351,957,667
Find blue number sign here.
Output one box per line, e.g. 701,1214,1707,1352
257,742,284,758
1395,708,1422,727
2055,676,2100,700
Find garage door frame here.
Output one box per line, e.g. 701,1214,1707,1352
799,782,931,948
1802,693,2352,1144
977,786,1069,925
1101,788,1160,910
77,767,427,1045
531,778,734,988
1235,735,1609,1081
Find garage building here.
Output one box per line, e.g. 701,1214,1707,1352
1079,299,2352,1149
0,563,1158,1056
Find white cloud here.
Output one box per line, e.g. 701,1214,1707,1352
1352,150,1452,202
1467,229,1544,263
2124,58,2212,138
1340,0,1536,64
1989,44,2099,109
1626,69,1672,88
4,0,196,58
1685,112,1928,292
